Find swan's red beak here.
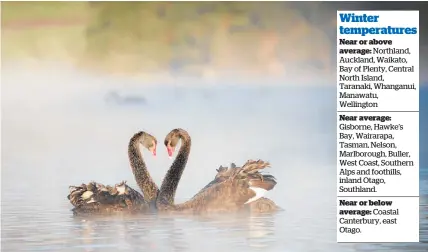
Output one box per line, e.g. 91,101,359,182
167,147,174,157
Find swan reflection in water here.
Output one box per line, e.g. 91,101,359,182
71,210,278,251
246,214,276,248
72,214,158,251
72,214,191,251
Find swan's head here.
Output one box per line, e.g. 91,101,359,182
164,129,182,157
140,132,157,156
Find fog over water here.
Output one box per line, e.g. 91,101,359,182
1,62,427,251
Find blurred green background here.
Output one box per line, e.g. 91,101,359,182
1,1,334,80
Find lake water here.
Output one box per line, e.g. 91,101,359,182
1,63,427,251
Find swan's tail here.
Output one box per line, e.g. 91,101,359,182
237,160,276,189
238,159,271,176
67,181,147,215
236,160,277,205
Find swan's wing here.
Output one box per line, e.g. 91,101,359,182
197,178,221,193
184,159,277,210
190,164,238,200
67,181,148,215
191,160,276,200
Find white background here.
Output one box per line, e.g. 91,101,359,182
336,10,419,243
336,112,419,197
337,197,419,243
336,11,419,112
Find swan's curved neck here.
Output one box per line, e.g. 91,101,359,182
157,130,191,207
128,133,159,204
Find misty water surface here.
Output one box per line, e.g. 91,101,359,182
1,63,427,251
